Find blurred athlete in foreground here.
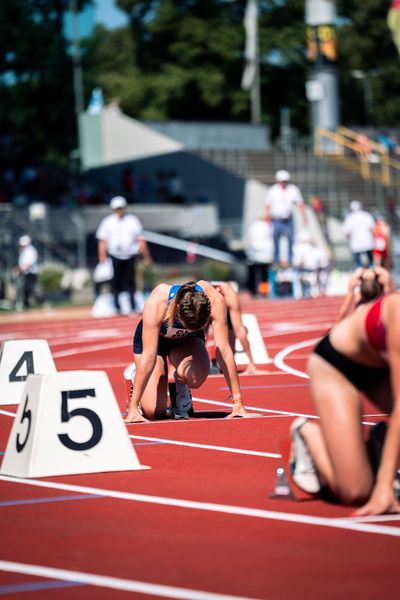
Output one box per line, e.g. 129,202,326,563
336,266,394,322
288,290,400,516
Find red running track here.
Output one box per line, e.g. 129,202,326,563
0,295,399,600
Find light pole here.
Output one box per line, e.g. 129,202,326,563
305,1,340,140
242,0,261,125
69,0,85,171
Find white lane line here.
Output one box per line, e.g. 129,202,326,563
274,338,319,379
0,401,381,427
0,409,16,417
129,435,280,459
192,397,317,420
0,475,399,538
345,514,400,523
50,334,132,347
52,340,130,357
0,560,256,600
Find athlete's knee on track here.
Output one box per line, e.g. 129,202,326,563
335,478,372,505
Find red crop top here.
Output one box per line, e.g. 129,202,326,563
365,295,387,353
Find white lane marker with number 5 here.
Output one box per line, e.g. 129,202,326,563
0,370,149,478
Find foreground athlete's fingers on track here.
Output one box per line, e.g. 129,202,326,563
124,408,150,424
124,416,150,424
352,488,400,517
242,412,264,418
241,366,270,375
226,403,263,419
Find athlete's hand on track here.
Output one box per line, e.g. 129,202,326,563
352,485,400,516
226,401,263,419
240,365,270,375
124,408,149,424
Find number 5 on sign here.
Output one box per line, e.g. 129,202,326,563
0,371,148,478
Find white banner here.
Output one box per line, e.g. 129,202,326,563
241,0,258,90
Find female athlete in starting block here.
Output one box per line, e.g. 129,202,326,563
124,280,260,423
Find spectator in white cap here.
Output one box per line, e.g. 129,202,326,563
96,196,152,314
342,201,375,268
13,235,40,309
264,169,307,266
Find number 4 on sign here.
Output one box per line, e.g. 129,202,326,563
0,371,149,478
0,340,56,405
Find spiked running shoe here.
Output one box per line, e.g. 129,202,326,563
168,379,193,419
289,417,321,495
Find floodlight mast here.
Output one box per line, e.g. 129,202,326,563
70,0,85,171
305,1,340,138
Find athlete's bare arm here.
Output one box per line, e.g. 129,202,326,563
124,284,169,423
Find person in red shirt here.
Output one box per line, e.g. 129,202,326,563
373,216,391,269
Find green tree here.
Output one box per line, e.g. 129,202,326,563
336,0,400,126
0,0,90,166
3,0,400,170
91,0,308,132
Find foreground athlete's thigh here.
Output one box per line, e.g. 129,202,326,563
169,338,210,388
135,354,168,419
307,354,373,497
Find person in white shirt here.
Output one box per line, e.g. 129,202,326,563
342,201,375,268
245,208,273,296
14,235,39,309
264,170,307,266
96,196,152,314
292,231,330,298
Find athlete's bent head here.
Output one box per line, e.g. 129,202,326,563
165,281,211,331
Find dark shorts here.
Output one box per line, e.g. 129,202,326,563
133,320,206,357
313,334,389,392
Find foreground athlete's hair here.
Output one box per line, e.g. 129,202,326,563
357,271,384,306
165,281,211,330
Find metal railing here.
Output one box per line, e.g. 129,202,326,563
315,126,400,187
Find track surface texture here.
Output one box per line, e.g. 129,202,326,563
0,295,399,599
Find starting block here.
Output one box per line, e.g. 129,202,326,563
0,370,149,478
270,466,296,500
270,438,315,501
0,340,56,405
123,363,136,414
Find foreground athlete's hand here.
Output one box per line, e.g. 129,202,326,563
353,484,400,516
241,364,270,375
226,400,263,419
124,406,150,424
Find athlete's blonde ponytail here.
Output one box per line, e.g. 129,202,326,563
165,281,211,330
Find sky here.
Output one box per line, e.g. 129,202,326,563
94,0,128,29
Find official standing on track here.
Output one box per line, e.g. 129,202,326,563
245,208,273,297
342,201,375,268
124,280,260,423
13,235,40,309
264,170,307,267
96,196,152,314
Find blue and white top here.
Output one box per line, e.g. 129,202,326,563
159,284,204,339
